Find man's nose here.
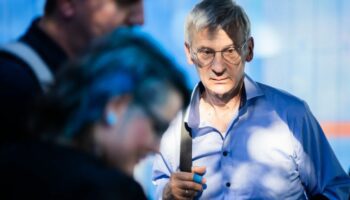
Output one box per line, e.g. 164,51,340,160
211,53,226,73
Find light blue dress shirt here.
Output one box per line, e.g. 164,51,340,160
152,75,350,200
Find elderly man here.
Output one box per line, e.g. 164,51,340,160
152,0,350,199
0,0,144,142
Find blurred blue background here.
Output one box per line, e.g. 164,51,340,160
1,0,349,199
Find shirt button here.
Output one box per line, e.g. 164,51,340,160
226,182,231,187
223,151,228,156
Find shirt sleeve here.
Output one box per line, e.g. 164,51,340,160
152,112,182,200
293,102,350,199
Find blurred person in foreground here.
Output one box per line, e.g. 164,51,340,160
152,0,350,199
0,0,144,142
0,28,190,200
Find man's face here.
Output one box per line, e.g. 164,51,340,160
186,28,250,98
106,88,183,175
73,0,144,41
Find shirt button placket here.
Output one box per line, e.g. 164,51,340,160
221,137,232,197
221,146,232,196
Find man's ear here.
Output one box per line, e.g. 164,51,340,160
245,37,254,62
104,95,132,126
184,42,194,65
56,0,75,19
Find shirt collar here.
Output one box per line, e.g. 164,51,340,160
185,74,264,128
244,74,264,101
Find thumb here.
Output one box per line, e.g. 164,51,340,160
191,166,206,175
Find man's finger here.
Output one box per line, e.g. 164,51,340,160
192,166,206,175
180,180,203,192
193,173,203,184
173,171,195,181
191,166,207,184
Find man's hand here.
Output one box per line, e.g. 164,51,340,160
163,166,206,200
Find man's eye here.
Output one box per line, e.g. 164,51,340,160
199,49,213,55
225,48,235,54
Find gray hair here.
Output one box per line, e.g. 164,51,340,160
185,0,251,45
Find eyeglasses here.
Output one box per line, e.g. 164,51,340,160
144,107,169,137
191,40,248,67
135,102,170,138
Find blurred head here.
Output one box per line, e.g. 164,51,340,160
35,28,190,175
44,0,144,55
184,0,254,98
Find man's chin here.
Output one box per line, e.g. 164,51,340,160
208,86,232,97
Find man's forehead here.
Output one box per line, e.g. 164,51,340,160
191,27,246,47
191,28,235,47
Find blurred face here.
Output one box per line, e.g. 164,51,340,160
72,0,144,41
101,89,183,175
185,28,250,98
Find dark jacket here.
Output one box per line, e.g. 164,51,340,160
0,18,68,142
0,140,147,200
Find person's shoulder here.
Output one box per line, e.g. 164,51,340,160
257,82,305,104
86,168,147,200
257,82,308,114
58,145,144,200
0,50,28,71
0,51,40,93
0,141,146,200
